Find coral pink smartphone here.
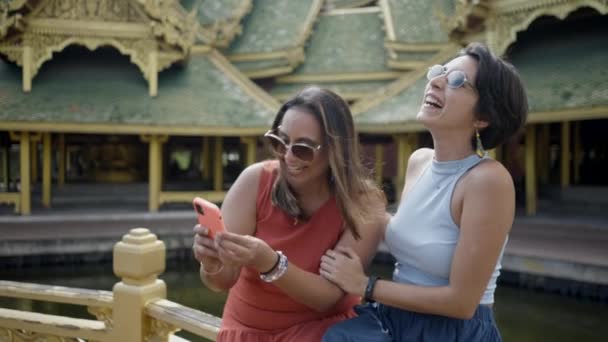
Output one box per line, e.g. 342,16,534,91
193,197,225,239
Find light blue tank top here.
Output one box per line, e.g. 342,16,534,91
385,153,506,305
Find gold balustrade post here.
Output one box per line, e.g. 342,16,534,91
525,125,537,215
112,228,168,342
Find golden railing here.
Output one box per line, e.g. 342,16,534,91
0,228,221,342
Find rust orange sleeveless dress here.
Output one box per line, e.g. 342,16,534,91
217,161,359,341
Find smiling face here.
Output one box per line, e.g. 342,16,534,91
417,56,484,135
276,107,330,191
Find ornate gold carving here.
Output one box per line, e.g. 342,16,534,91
0,1,24,39
488,0,608,54
2,328,80,341
146,318,181,342
0,45,23,65
88,306,114,329
141,0,200,51
20,33,159,81
0,327,12,341
35,0,148,23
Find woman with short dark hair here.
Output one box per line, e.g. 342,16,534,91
192,87,387,341
320,43,528,341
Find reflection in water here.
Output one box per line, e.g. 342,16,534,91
1,262,607,342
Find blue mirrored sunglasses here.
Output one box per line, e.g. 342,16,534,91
426,64,476,90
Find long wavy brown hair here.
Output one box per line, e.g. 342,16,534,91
270,87,386,240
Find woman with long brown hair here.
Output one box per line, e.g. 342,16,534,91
192,86,387,341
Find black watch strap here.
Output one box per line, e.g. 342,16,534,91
364,275,380,303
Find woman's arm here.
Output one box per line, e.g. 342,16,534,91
194,162,262,291
217,197,387,313
322,160,514,319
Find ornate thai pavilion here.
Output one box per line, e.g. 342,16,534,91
1,0,607,216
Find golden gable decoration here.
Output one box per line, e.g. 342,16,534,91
0,0,207,97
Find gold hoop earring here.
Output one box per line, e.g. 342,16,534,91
476,129,485,158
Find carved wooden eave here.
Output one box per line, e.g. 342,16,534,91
486,0,608,55
0,0,204,97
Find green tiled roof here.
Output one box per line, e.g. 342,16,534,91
394,51,437,61
292,10,390,75
0,47,275,131
354,75,427,126
510,31,608,113
231,59,290,73
271,81,388,100
227,0,318,54
386,0,450,43
181,0,249,26
325,0,375,9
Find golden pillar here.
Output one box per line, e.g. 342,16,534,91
30,139,38,183
561,121,570,188
214,137,224,191
10,132,31,215
57,133,66,188
375,143,384,186
394,133,417,201
241,137,257,166
42,133,52,208
525,125,537,215
142,135,168,212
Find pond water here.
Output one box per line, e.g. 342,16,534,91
1,262,607,342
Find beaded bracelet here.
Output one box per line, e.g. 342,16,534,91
259,251,288,283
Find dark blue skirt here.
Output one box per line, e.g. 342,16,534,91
322,302,501,342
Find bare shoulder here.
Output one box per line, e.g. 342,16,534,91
232,161,267,189
221,162,269,234
408,148,433,171
465,159,514,194
223,162,267,204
